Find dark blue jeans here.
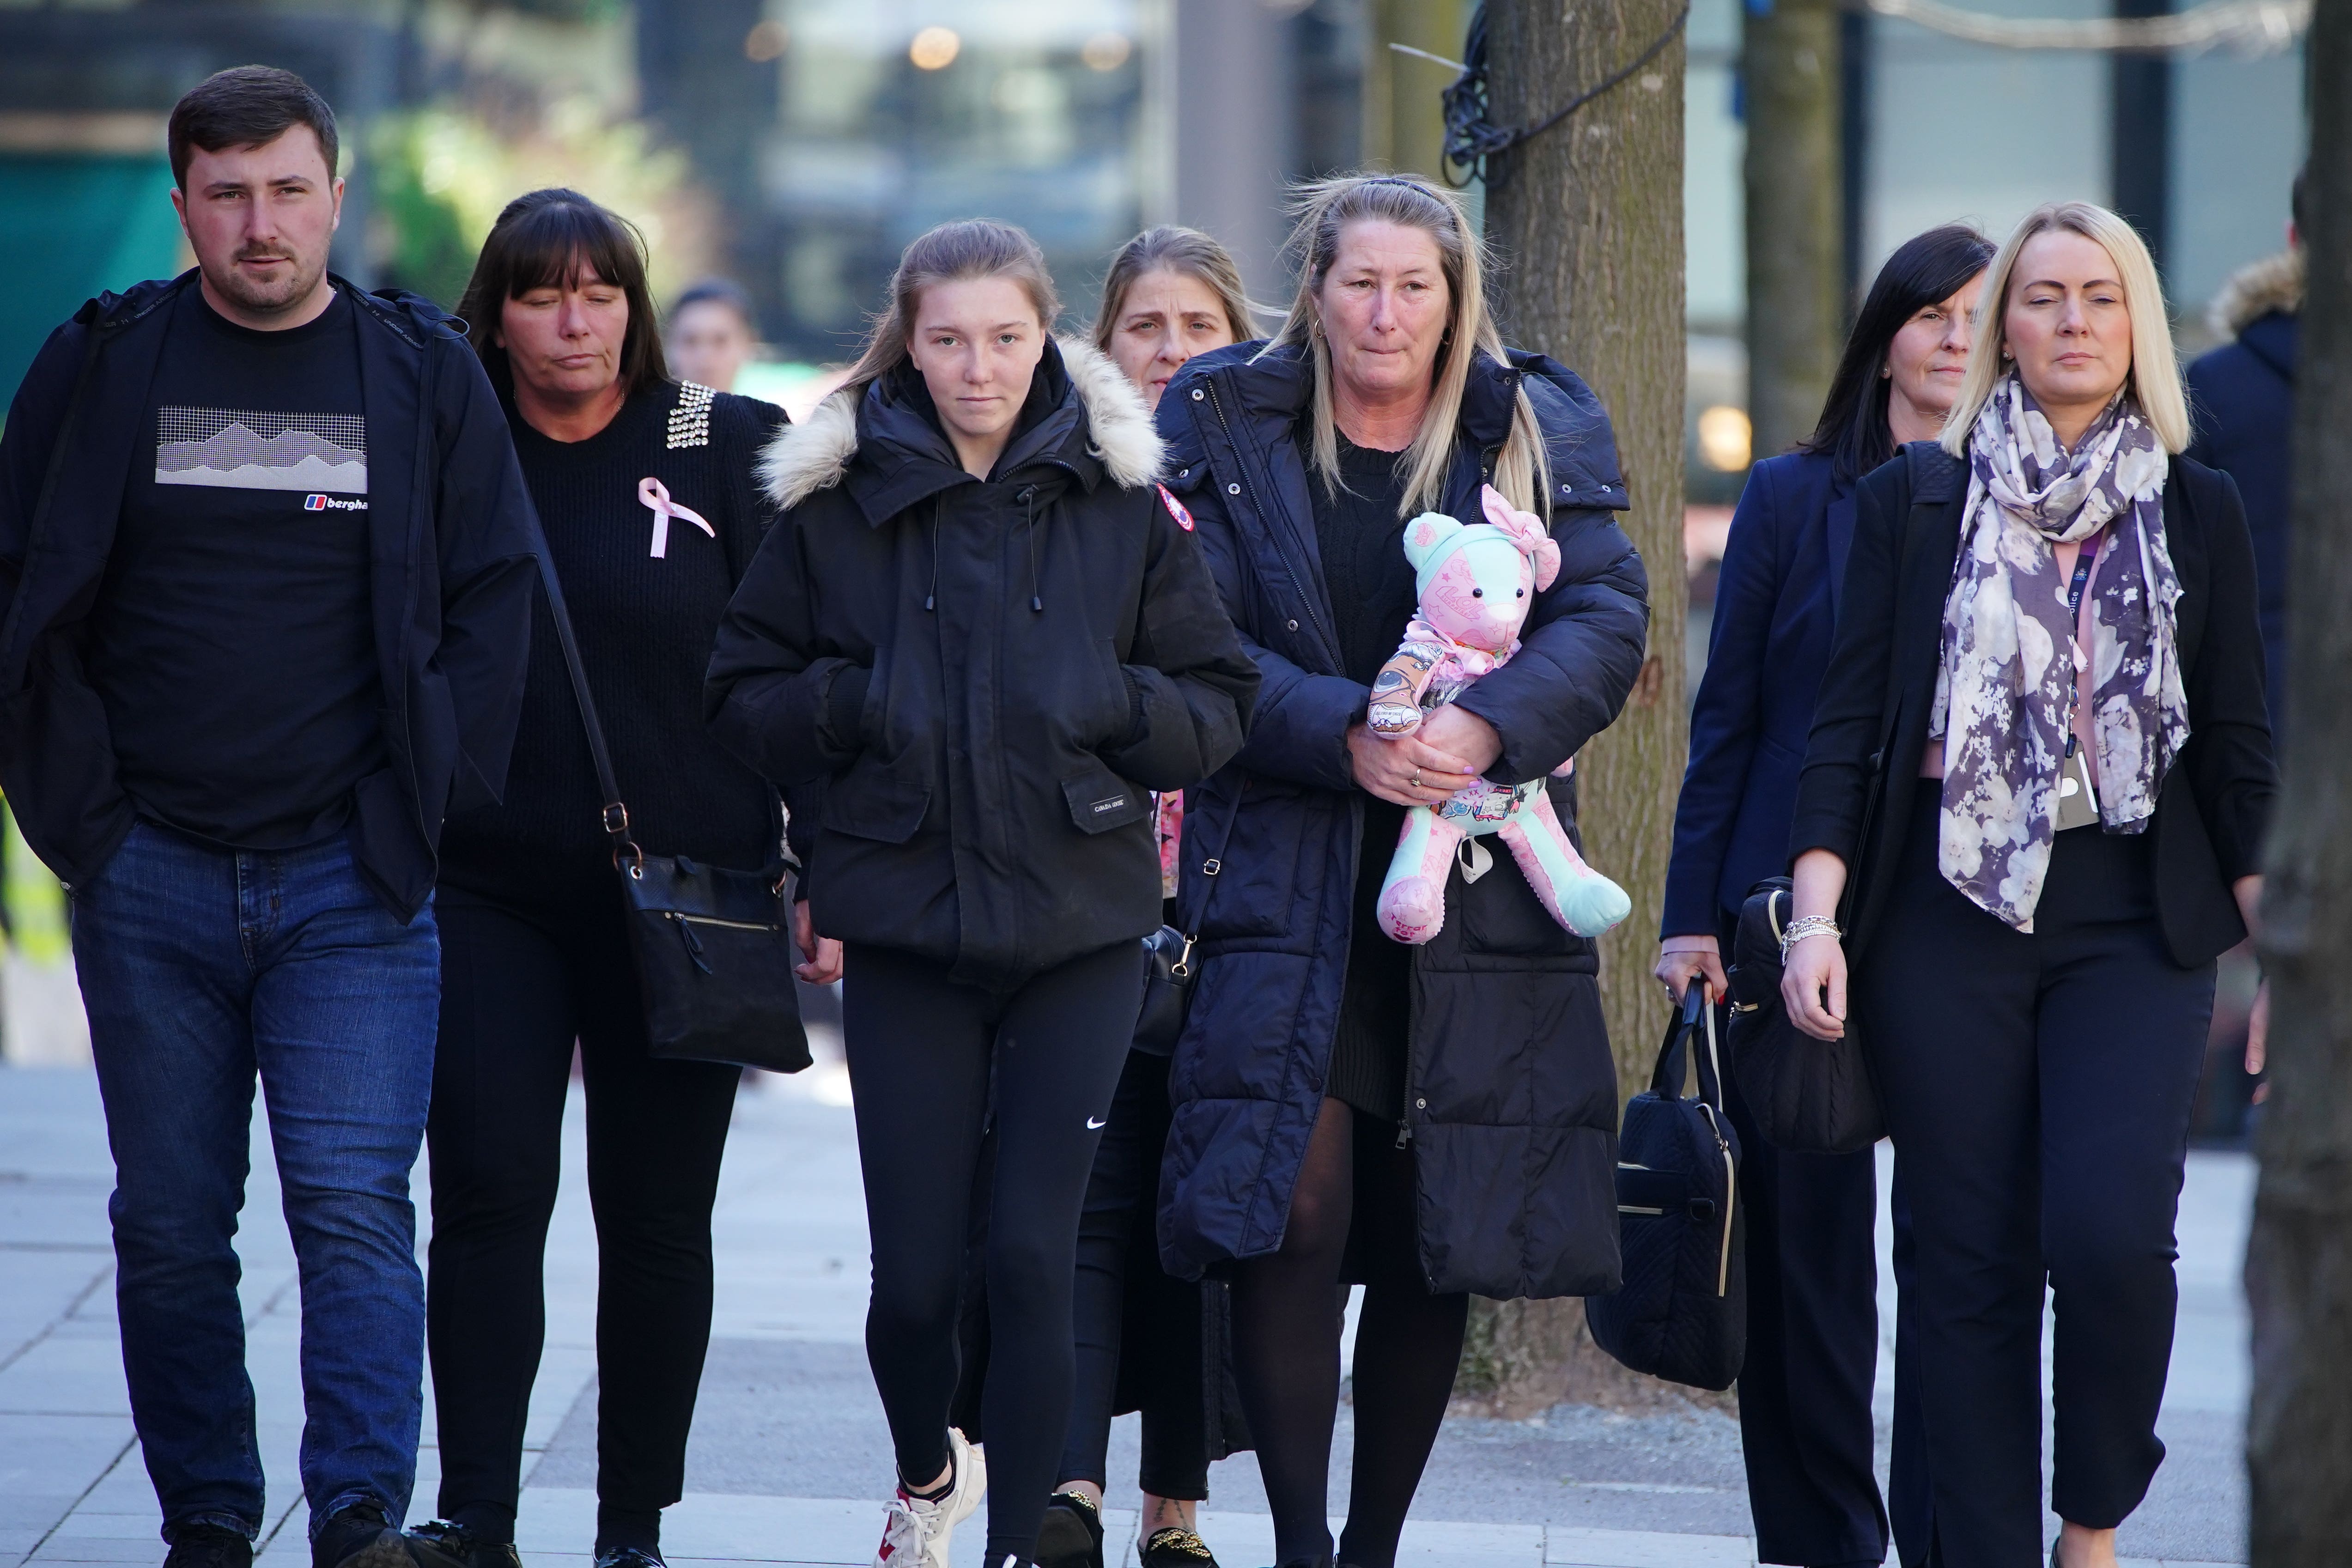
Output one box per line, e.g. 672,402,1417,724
71,821,440,1544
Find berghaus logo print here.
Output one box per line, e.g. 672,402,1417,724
157,407,367,494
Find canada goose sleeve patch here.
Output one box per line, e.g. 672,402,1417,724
1155,483,1194,532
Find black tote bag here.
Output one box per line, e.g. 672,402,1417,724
531,547,811,1075
1724,876,1884,1154
1586,987,1746,1392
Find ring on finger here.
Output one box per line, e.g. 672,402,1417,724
1410,770,1423,790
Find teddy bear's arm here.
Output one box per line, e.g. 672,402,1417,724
1367,639,1443,736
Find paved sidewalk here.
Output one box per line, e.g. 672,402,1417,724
0,1051,2249,1568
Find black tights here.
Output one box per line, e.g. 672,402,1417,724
1230,1099,1470,1568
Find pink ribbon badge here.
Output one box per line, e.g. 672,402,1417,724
638,477,715,558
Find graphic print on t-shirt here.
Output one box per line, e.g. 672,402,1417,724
155,407,368,493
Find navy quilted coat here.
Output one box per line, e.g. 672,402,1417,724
1153,341,1650,1300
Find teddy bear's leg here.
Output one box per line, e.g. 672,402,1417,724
1499,785,1632,937
1376,803,1466,945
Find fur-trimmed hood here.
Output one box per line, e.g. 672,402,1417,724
760,334,1164,511
2209,248,2303,340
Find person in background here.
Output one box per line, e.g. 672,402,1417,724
405,192,793,1568
1028,224,1260,1568
1658,223,1992,1568
666,278,759,393
1154,173,1647,1568
0,66,535,1568
705,219,1257,1568
1783,201,2273,1568
2187,166,2301,732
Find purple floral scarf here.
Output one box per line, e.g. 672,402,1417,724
1929,374,2186,930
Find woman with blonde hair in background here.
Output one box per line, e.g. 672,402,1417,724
1152,174,1647,1568
1782,201,2273,1568
1025,224,1260,1568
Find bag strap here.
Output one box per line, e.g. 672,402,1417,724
1169,778,1250,978
528,531,641,869
1649,986,1725,1112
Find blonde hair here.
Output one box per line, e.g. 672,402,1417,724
1268,173,1550,517
1091,226,1262,355
1940,200,2189,456
841,219,1061,398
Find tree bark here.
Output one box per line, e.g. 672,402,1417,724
1742,0,1844,464
2246,5,2352,1556
1471,0,1693,1414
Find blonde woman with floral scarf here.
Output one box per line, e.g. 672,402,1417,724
1779,201,2275,1568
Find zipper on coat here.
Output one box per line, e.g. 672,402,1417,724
1199,377,1339,662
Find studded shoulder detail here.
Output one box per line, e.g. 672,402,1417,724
667,382,716,450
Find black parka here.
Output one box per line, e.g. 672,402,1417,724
1153,341,1649,1300
704,337,1259,985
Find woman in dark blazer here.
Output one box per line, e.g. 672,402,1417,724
1658,224,1990,1568
1783,202,2273,1568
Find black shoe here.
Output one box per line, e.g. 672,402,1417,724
1139,1527,1220,1568
164,1525,254,1568
313,1502,416,1568
1033,1492,1103,1568
593,1549,664,1568
403,1522,520,1568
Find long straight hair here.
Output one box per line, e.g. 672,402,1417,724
840,219,1061,399
1091,225,1261,354
1797,225,1994,482
1939,201,2191,456
456,188,669,398
1269,173,1549,517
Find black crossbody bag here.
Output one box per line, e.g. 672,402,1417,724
531,549,811,1075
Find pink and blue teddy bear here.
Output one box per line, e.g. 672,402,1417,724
1366,484,1632,945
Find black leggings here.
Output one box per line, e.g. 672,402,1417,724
1230,1098,1470,1568
842,940,1144,1566
424,877,741,1543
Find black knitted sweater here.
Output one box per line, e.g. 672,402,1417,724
438,380,787,899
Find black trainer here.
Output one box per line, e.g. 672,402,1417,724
403,1522,520,1568
1032,1492,1103,1568
1139,1526,1220,1568
163,1524,253,1568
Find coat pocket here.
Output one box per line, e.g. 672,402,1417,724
824,754,931,843
1062,761,1149,835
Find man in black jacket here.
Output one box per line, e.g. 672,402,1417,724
0,68,534,1568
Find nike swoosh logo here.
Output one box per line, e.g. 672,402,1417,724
1087,1116,1108,1130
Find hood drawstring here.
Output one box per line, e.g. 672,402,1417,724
1020,485,1043,613
924,497,942,612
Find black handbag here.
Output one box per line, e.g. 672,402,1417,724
1586,988,1746,1392
532,549,811,1075
1724,876,1884,1154
1129,780,1246,1056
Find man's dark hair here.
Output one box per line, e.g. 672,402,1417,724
455,188,671,398
1797,223,1999,483
167,66,340,191
669,277,755,329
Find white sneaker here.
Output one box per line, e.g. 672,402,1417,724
872,1428,985,1568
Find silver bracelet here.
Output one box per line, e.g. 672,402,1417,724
1778,915,1842,962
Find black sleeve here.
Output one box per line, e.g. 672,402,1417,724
431,339,539,815
703,501,864,789
1788,462,1906,865
2180,464,2276,881
0,317,96,618
1447,504,1650,784
1095,490,1262,791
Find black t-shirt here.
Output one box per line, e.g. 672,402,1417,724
1311,431,1421,1122
91,290,384,851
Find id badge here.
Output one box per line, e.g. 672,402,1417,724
2055,743,2100,832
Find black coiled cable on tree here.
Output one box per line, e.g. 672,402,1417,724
1440,0,1696,189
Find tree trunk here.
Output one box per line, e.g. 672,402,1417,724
1742,0,1844,464
1470,0,1695,1415
2246,6,2352,1556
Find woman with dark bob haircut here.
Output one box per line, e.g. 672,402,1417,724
1658,222,1993,1568
406,189,798,1568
